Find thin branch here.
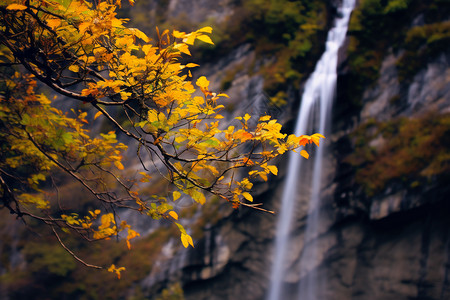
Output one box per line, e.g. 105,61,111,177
239,202,275,214
52,226,103,269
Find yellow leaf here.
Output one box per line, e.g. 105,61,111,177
6,4,27,10
190,190,206,205
259,172,268,181
173,191,181,201
147,109,158,122
196,34,214,45
173,30,186,39
183,34,196,45
267,165,278,175
68,64,79,73
174,43,191,55
203,164,219,176
181,234,189,248
108,264,126,279
240,178,253,189
186,63,199,68
94,111,102,120
197,26,213,33
300,150,309,159
181,233,194,248
196,76,209,89
99,213,115,229
186,234,194,247
111,18,123,28
168,211,178,220
242,192,253,202
259,115,271,121
311,136,320,147
311,133,325,147
129,28,150,43
314,133,325,139
126,228,140,249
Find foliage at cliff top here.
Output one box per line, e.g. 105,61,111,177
346,0,450,102
346,113,450,197
0,0,324,277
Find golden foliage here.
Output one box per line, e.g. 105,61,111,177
0,0,324,275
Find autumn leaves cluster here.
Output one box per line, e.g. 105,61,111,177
0,0,323,277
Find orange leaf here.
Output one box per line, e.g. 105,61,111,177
241,157,254,166
234,131,253,142
79,22,90,34
300,150,309,159
168,211,178,220
108,264,126,279
46,18,61,29
114,161,124,170
6,4,27,10
94,111,102,120
298,135,311,146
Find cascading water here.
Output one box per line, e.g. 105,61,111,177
267,0,356,299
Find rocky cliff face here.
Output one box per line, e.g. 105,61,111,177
137,2,450,300
321,50,450,300
2,1,448,300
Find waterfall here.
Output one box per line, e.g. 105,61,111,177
267,1,356,299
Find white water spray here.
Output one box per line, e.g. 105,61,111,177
267,1,356,299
